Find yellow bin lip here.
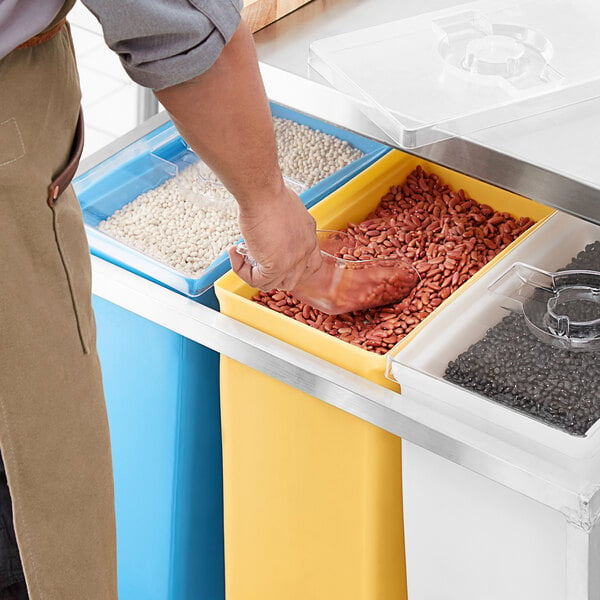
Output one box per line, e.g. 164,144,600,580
215,150,555,390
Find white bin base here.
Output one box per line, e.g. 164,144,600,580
402,441,566,600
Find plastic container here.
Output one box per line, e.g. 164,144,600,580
73,104,389,297
92,293,224,600
218,149,553,386
387,211,600,600
388,211,600,486
309,0,600,147
214,149,553,600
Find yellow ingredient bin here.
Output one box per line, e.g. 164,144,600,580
215,150,554,600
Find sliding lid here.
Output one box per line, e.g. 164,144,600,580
309,0,600,147
490,262,600,352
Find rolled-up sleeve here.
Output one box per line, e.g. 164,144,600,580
80,0,243,90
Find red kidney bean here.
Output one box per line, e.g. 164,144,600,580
252,165,535,354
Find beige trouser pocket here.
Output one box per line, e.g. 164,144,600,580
48,110,95,354
50,190,96,354
0,118,25,167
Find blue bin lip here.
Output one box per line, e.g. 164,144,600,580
74,103,390,298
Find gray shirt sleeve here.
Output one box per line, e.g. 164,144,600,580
81,0,243,90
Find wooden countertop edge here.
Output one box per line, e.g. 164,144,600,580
242,0,314,33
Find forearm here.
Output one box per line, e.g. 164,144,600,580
154,21,284,209
155,20,321,292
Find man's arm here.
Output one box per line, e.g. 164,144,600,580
155,22,321,291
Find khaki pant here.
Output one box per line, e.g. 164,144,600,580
0,15,118,600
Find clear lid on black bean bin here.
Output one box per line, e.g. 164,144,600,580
309,0,600,148
490,262,600,352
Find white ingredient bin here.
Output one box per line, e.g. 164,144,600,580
387,211,600,600
389,211,600,483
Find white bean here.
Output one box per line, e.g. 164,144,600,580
97,117,365,278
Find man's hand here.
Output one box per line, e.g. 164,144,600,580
228,185,322,291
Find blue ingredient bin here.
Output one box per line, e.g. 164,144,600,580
93,291,224,600
74,104,389,298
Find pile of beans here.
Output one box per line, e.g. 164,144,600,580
97,117,365,277
274,117,364,187
98,163,240,277
445,241,600,436
253,165,535,355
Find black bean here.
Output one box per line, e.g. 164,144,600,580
444,241,600,436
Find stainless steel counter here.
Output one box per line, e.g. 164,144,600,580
84,2,600,597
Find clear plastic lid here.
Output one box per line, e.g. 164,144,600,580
309,0,600,147
490,262,600,351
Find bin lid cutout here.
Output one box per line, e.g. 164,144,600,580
490,262,600,351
